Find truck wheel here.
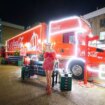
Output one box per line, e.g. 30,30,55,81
70,62,84,80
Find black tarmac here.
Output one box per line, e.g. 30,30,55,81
0,65,105,105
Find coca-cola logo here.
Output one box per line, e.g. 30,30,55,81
88,51,98,57
51,25,61,34
80,51,98,57
8,32,39,51
9,37,24,50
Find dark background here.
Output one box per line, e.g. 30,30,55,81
0,0,105,26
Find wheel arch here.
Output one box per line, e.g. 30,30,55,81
67,57,85,70
66,57,85,79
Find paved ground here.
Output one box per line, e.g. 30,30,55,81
0,65,105,105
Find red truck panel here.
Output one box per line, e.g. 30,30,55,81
6,23,47,55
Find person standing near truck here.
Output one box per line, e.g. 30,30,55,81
43,43,56,95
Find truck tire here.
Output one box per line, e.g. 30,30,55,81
69,62,84,80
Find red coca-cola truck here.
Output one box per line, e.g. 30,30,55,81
5,16,105,81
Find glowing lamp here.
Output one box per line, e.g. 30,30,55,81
38,39,41,44
43,39,47,43
99,64,105,80
56,54,61,58
24,43,31,49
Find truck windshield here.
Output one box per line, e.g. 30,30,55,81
63,32,75,44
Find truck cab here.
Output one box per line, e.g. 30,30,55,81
49,16,105,80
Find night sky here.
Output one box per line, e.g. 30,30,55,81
0,0,105,27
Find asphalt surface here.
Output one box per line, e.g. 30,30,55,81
0,65,105,105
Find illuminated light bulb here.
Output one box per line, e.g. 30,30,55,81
23,43,31,51
89,33,93,37
43,39,47,43
38,39,41,44
20,43,23,48
50,16,79,24
87,66,99,73
99,64,105,80
56,54,61,58
87,65,105,80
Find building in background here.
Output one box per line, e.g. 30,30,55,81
83,7,105,40
0,20,24,46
